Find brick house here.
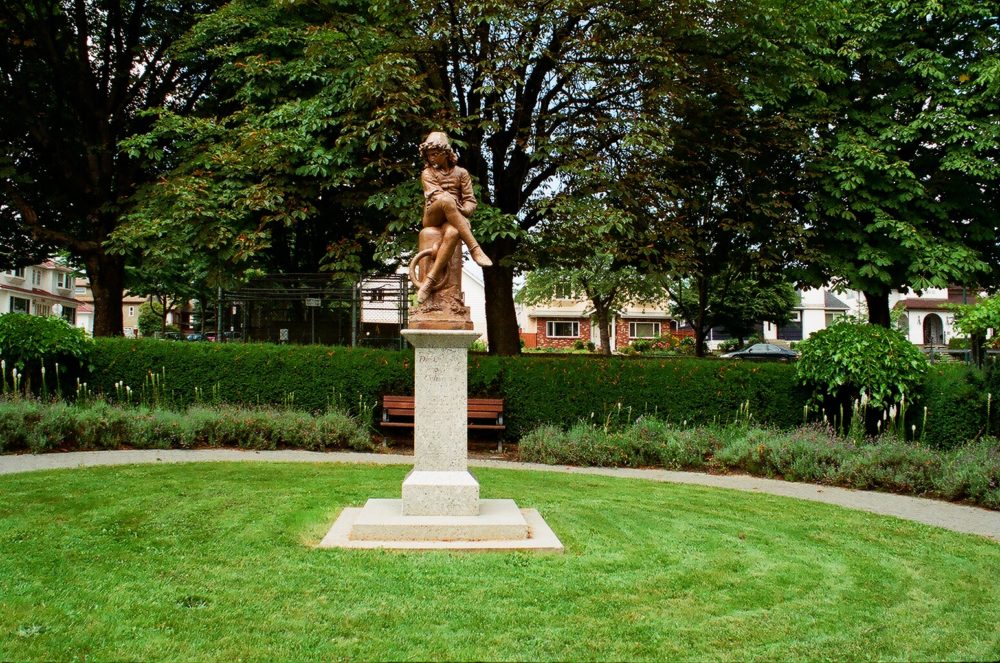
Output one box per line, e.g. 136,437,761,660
518,286,681,351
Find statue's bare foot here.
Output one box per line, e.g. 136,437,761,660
470,244,493,267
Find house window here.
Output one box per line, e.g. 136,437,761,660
553,284,574,300
7,267,25,279
34,302,51,317
629,321,661,339
546,320,580,338
9,296,29,314
789,311,802,322
825,312,845,327
369,288,385,302
127,306,135,318
57,272,70,289
75,285,86,294
62,307,77,324
31,269,42,286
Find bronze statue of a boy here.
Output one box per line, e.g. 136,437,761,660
414,132,492,304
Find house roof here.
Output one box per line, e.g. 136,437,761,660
900,287,978,311
527,309,592,319
2,282,84,306
899,298,953,312
38,260,75,273
824,292,850,310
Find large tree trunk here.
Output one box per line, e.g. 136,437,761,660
85,252,126,337
482,262,521,355
864,290,891,327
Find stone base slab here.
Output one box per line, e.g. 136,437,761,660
318,499,564,551
402,470,479,516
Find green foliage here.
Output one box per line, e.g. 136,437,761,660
916,365,996,449
493,355,807,438
85,338,995,447
800,1,1000,311
0,313,93,395
0,0,228,336
88,338,808,437
953,294,1000,338
936,439,1000,510
520,419,1000,509
796,320,928,412
137,301,164,338
89,338,411,423
0,399,371,454
620,333,694,357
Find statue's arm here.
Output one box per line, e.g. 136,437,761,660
421,168,447,204
458,169,477,217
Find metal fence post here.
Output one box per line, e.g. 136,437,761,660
351,281,358,348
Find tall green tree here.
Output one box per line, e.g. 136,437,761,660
0,0,225,335
667,272,797,349
621,0,816,356
404,0,699,354
114,0,428,283
120,0,700,354
801,0,1000,325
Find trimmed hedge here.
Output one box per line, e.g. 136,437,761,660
89,338,413,414
916,364,990,450
483,355,807,438
86,339,999,443
89,339,809,438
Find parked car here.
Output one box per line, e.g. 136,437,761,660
720,343,799,360
186,333,205,341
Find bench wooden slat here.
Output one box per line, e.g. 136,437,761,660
380,394,504,432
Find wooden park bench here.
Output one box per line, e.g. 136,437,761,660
380,395,505,433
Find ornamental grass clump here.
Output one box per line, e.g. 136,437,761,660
934,439,1000,509
0,399,374,454
629,418,713,470
833,438,941,494
711,425,855,483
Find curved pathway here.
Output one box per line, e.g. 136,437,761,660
1,449,998,543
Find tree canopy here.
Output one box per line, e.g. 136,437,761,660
6,0,997,349
0,0,225,335
800,0,1000,325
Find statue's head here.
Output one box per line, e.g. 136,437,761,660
419,131,458,167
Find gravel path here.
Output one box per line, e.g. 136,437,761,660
1,448,997,543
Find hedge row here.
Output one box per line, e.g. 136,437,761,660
85,339,999,446
88,339,810,439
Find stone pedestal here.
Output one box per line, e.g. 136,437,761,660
319,329,563,551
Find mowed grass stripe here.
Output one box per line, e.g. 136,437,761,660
0,463,997,661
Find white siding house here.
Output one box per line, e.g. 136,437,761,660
1,261,83,327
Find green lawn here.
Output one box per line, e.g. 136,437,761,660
1,463,998,661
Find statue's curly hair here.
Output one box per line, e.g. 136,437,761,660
419,131,458,167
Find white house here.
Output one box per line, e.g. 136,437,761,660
512,278,971,352
761,287,853,344
889,287,971,346
1,261,83,326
